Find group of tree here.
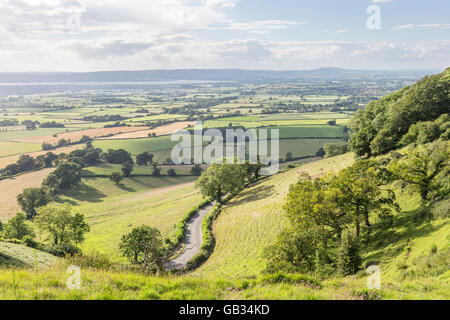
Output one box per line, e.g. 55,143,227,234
350,68,450,157
0,153,59,178
265,159,400,276
136,152,154,165
40,121,65,128
195,159,262,204
15,161,83,219
0,204,90,257
119,225,167,274
81,114,126,122
323,143,349,158
42,135,92,151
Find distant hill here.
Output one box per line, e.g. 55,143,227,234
0,68,430,83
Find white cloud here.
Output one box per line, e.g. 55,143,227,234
225,20,305,32
393,23,450,30
202,0,237,8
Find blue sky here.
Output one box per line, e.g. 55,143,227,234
0,0,448,71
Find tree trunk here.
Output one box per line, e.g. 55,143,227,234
364,209,372,241
355,218,360,239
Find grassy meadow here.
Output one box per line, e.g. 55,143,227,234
193,153,355,278
56,175,201,262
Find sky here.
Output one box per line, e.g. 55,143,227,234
0,0,449,72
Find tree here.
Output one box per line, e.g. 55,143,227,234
121,162,134,177
17,155,35,172
285,152,293,162
70,213,91,244
195,162,246,203
136,152,153,165
109,172,123,185
323,143,348,158
316,147,325,158
1,213,35,240
152,164,161,177
119,225,167,274
389,143,449,203
43,162,82,190
264,228,318,274
327,120,337,126
335,161,398,239
104,149,133,164
190,164,203,176
17,187,51,219
337,230,362,276
35,204,90,245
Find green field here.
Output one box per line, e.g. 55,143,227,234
0,141,41,157
82,163,204,176
0,127,80,142
57,175,201,262
193,153,355,278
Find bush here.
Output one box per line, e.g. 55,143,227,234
22,235,38,248
1,213,35,240
44,243,81,257
185,194,234,271
258,273,321,289
165,198,211,253
337,231,362,276
65,252,114,270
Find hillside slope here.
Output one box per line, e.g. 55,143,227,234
0,242,58,268
194,153,355,278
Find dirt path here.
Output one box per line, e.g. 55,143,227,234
165,201,216,270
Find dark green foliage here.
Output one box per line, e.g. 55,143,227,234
136,152,153,165
121,162,134,177
285,152,293,161
167,168,177,177
151,165,161,177
323,143,348,158
196,162,246,203
337,231,362,276
35,204,90,246
42,162,82,194
17,187,51,219
104,149,133,164
44,243,81,257
39,121,65,128
350,68,450,156
1,213,35,240
109,172,123,185
190,164,203,176
264,229,318,274
119,225,167,273
389,142,449,203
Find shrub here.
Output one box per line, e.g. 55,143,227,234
65,252,114,270
44,243,81,257
1,213,35,240
259,273,322,289
337,231,362,276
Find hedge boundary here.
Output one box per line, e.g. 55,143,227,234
184,193,234,271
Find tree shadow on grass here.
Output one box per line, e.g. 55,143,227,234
363,207,448,264
57,182,107,204
0,252,26,268
227,182,276,208
117,183,136,192
127,175,181,189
